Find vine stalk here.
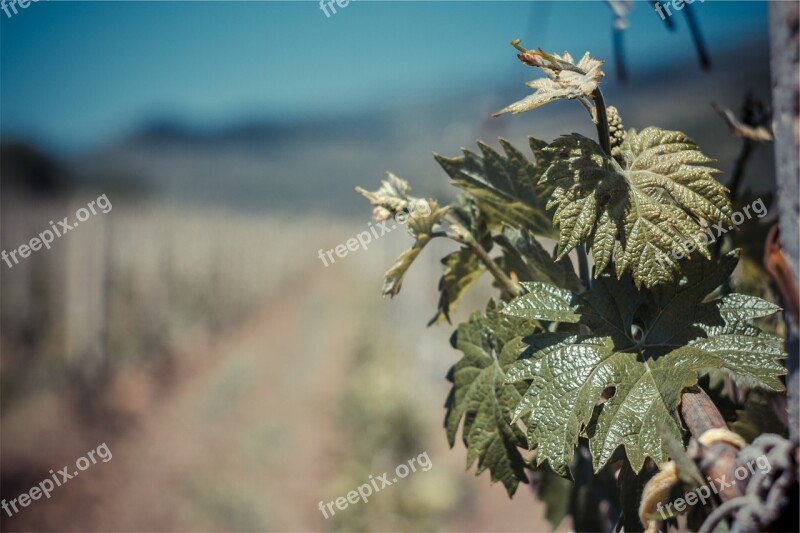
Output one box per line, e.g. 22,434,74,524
680,387,745,502
591,88,612,156
444,213,524,298
464,236,523,298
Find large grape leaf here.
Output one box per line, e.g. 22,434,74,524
502,251,785,478
533,128,733,288
434,138,555,238
444,301,538,496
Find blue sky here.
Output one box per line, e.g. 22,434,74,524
1,1,769,153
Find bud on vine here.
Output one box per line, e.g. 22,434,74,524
607,105,625,161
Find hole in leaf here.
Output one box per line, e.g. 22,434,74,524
630,323,645,343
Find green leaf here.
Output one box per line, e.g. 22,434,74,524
382,240,430,298
533,128,733,288
715,292,781,322
617,460,647,533
533,448,621,531
503,282,581,323
495,50,605,116
689,295,786,391
505,332,614,478
688,327,786,392
429,196,493,324
571,445,622,532
496,226,583,293
503,251,786,477
434,139,555,237
730,389,789,442
430,248,485,325
533,464,572,529
444,302,537,496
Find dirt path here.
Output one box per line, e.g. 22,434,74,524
3,263,359,532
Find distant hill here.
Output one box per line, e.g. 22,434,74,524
66,36,773,217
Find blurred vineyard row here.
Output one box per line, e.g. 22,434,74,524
0,192,343,416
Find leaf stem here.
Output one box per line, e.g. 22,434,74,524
445,213,523,297
591,88,612,156
466,233,524,298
